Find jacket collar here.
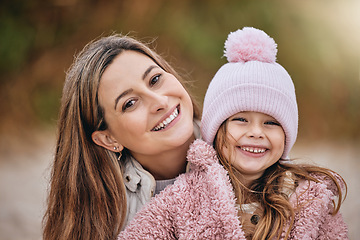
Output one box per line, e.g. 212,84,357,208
122,156,150,192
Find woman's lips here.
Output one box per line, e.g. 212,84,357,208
152,105,180,131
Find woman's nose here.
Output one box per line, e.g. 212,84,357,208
147,91,169,113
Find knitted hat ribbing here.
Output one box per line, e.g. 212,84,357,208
201,27,298,159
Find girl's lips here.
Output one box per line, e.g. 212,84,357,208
151,105,180,131
237,145,268,157
240,146,267,153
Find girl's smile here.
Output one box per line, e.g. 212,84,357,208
238,145,267,156
224,111,285,185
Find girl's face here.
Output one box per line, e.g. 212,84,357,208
94,50,194,159
223,111,285,185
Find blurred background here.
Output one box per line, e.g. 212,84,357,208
0,0,359,239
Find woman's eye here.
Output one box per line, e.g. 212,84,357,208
122,99,136,111
149,74,161,86
265,121,280,126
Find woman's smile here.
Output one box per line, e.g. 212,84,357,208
96,50,194,156
152,105,180,131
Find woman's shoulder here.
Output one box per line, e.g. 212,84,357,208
187,139,218,167
164,139,226,191
152,139,231,205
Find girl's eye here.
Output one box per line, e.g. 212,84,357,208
122,99,136,111
149,74,161,86
233,117,247,122
265,120,281,126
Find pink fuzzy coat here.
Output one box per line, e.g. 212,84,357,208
118,139,348,239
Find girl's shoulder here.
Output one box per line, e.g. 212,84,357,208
290,170,345,204
307,171,345,196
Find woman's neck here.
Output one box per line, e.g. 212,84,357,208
132,134,195,180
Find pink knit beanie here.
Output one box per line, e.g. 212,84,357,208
201,27,298,159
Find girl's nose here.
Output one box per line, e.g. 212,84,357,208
147,91,169,113
246,123,264,139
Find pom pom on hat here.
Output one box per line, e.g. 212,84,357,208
201,27,298,159
224,27,277,63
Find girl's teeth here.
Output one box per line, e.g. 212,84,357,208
241,147,266,153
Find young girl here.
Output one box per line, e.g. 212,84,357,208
42,34,201,240
118,27,348,239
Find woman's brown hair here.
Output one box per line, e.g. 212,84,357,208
214,120,347,240
43,34,200,240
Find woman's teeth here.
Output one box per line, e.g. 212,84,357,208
241,147,266,153
152,108,179,131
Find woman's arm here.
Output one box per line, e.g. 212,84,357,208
118,193,177,240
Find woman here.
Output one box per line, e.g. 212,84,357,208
42,34,200,240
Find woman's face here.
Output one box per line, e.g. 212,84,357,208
223,111,285,185
94,50,194,159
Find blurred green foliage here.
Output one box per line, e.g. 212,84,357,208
0,2,34,75
0,0,359,141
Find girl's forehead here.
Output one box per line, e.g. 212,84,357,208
231,111,276,119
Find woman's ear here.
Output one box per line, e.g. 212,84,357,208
91,130,124,152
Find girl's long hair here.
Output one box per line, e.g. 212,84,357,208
43,34,200,240
214,121,347,240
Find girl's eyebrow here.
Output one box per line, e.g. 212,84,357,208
114,65,159,110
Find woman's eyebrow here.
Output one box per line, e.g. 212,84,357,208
142,65,158,80
114,89,133,110
113,65,159,110
114,65,159,110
